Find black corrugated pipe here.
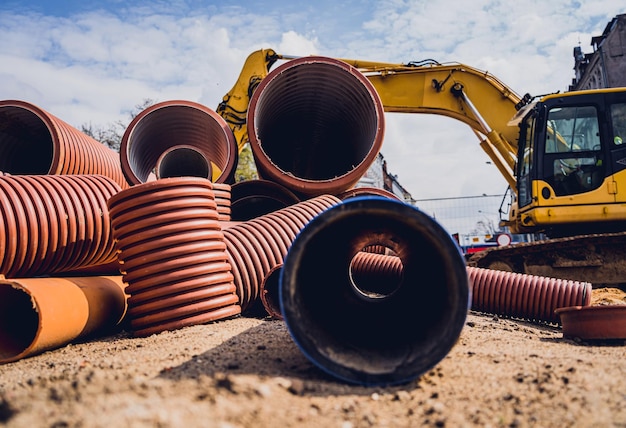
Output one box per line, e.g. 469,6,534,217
279,196,469,386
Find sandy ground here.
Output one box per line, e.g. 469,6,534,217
1,289,625,428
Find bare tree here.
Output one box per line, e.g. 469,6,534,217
80,98,156,152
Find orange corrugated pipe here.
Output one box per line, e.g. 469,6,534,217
0,174,121,278
107,177,240,337
348,251,592,324
222,194,341,312
0,100,128,189
119,100,238,186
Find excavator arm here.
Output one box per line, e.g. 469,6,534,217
216,48,281,156
218,49,523,191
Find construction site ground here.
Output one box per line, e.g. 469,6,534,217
0,288,625,428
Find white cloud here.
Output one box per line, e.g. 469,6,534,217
1,1,624,234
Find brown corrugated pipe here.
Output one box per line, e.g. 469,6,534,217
107,176,241,337
0,100,128,190
155,144,213,180
279,196,469,386
222,194,341,312
247,56,385,197
0,174,121,278
230,179,300,221
120,100,238,186
212,182,232,222
260,252,401,321
348,252,592,325
337,186,401,201
466,266,592,324
260,264,283,320
0,275,127,364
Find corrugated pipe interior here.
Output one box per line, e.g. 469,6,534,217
279,196,469,386
230,179,300,221
156,144,212,180
247,56,385,197
120,100,238,185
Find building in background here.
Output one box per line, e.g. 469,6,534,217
357,152,415,204
570,13,626,90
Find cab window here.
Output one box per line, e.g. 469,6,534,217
610,103,626,146
543,105,603,196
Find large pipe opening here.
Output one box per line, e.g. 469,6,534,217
280,196,469,386
0,104,55,174
247,57,385,196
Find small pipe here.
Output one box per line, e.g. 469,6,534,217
260,264,284,320
280,196,469,386
0,276,128,364
155,145,212,180
466,267,591,324
347,252,592,325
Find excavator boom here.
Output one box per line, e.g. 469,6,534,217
218,50,521,190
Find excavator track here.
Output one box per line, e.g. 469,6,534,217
467,231,626,289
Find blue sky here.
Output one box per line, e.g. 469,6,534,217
1,1,624,233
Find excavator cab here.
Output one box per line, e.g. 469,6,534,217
514,88,626,236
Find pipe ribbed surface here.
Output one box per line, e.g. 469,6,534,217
0,275,127,364
247,56,385,197
155,144,213,180
212,182,232,222
279,196,469,386
0,100,128,189
467,267,592,324
107,177,240,337
230,179,300,221
120,100,238,186
222,194,341,312
348,253,593,325
0,174,120,278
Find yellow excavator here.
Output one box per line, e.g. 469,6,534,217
217,48,626,287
